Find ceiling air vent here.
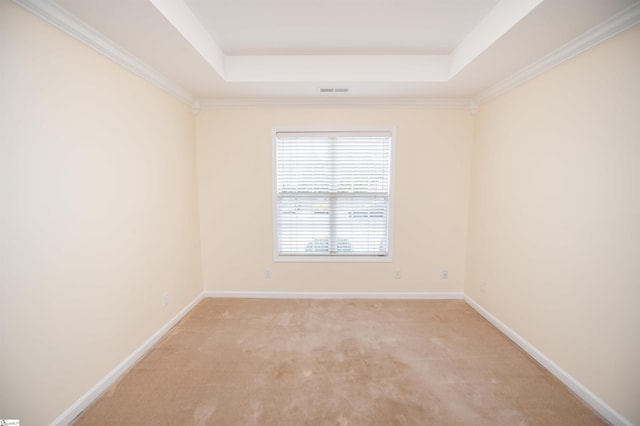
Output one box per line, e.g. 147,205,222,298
319,87,349,93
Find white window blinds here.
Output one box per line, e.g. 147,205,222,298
274,130,393,258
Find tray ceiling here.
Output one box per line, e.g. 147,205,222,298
21,0,640,104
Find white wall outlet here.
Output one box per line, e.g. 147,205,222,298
441,270,449,279
480,281,487,293
394,270,401,279
264,268,272,279
162,292,168,307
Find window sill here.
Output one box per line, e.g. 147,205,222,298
274,254,392,263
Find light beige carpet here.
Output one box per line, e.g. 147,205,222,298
73,299,607,425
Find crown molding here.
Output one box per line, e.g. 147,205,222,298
197,97,476,110
12,0,196,106
476,1,640,104
13,0,639,110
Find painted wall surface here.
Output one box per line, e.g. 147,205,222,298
465,25,640,424
0,3,202,424
197,108,473,294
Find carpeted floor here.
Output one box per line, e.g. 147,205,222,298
73,298,607,425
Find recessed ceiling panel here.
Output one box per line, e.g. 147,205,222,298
185,0,500,55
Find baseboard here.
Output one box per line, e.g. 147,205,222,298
52,291,627,426
203,291,464,300
464,295,632,426
51,292,204,426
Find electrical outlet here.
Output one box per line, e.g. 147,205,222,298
162,292,168,307
480,282,487,293
264,268,272,279
394,270,401,280
441,270,449,280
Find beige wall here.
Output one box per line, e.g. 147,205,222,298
4,0,638,423
465,25,640,424
197,108,473,293
0,3,202,425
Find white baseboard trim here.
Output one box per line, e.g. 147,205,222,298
52,291,627,426
51,292,204,426
203,291,464,300
464,295,631,426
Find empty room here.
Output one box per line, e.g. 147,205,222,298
1,0,639,424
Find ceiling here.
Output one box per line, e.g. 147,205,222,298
183,0,501,55
20,0,640,104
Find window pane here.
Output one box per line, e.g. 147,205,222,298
275,131,392,257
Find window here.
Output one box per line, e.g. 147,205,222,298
273,129,394,261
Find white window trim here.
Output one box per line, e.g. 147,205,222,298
272,127,396,263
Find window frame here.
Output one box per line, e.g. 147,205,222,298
272,127,396,263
